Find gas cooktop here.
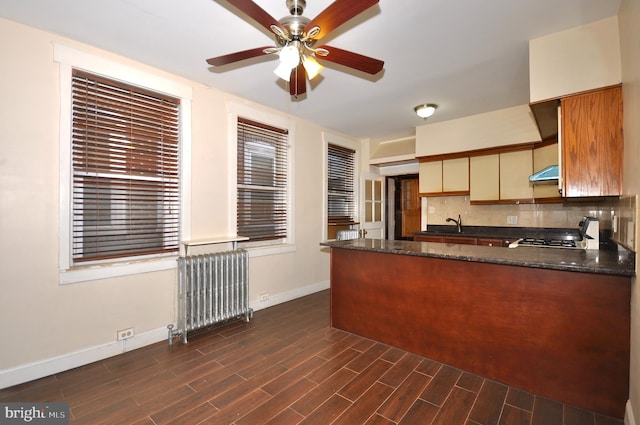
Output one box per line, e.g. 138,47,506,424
509,238,584,249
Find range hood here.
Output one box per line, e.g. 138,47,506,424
529,165,559,182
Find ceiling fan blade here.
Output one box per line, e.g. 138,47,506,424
206,46,275,66
290,64,307,96
304,0,379,40
316,45,384,75
227,0,286,34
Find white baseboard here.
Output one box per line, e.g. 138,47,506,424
0,327,167,390
0,281,330,390
627,400,637,425
249,280,329,312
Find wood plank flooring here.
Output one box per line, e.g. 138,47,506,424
0,290,625,425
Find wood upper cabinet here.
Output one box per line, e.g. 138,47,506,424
470,154,499,202
499,150,534,202
419,157,469,196
561,86,623,197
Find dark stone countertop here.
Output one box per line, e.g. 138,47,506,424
320,238,635,277
415,225,583,241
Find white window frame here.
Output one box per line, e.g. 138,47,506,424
55,44,193,284
322,132,360,241
227,101,295,257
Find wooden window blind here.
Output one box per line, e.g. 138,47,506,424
327,144,356,224
71,69,180,262
237,117,289,241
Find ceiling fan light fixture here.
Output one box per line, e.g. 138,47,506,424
274,62,294,80
302,55,323,80
279,44,300,69
414,103,438,119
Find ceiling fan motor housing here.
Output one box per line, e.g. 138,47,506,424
286,0,306,15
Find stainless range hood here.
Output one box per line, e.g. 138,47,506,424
529,165,559,182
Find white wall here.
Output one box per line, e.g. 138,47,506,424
415,104,541,157
0,17,344,387
618,1,640,424
529,16,622,102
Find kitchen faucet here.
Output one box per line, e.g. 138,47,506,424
446,214,462,233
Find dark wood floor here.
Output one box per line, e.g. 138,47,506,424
0,290,625,425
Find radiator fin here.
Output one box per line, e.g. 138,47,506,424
174,249,252,343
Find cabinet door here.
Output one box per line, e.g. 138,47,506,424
418,161,442,194
499,150,534,202
477,238,505,247
442,158,469,192
442,236,477,245
561,86,623,197
401,179,421,238
470,155,499,203
414,235,443,243
533,143,562,200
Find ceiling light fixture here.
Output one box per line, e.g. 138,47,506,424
302,55,323,80
414,104,438,119
274,43,302,81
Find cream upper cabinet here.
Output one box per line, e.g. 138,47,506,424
470,155,499,202
419,158,469,196
419,161,442,194
532,143,561,200
442,158,469,192
499,150,534,201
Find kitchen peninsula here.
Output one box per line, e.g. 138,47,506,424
320,238,634,418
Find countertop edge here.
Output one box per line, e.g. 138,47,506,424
321,239,635,277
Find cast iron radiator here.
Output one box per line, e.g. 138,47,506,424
168,249,253,344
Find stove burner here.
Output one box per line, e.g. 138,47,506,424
516,238,579,248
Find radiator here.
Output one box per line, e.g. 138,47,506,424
336,229,360,240
168,250,253,344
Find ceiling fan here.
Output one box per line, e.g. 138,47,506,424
206,0,384,97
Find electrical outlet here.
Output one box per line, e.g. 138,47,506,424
259,293,269,302
507,215,518,225
117,327,134,341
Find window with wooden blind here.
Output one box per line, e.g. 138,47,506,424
327,143,356,226
71,69,180,263
237,117,289,242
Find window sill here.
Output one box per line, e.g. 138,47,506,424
242,243,296,258
59,256,177,285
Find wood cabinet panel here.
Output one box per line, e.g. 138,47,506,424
476,238,506,247
401,179,421,238
561,86,623,197
330,248,630,418
415,235,508,247
413,235,444,243
441,236,476,245
470,154,499,202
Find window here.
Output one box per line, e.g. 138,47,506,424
327,143,357,239
328,144,356,223
70,69,180,263
236,117,289,242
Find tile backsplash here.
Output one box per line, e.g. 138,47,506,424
424,195,636,250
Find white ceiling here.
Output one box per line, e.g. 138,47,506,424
0,0,621,142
